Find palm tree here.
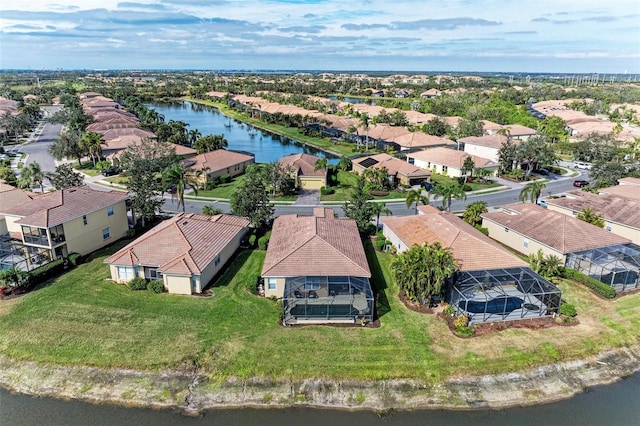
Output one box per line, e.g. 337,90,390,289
314,157,328,172
405,188,429,215
359,113,370,151
519,181,546,204
433,182,467,212
371,202,392,230
161,163,200,213
462,156,475,181
337,155,352,171
187,129,202,147
202,205,223,216
576,208,605,228
462,201,488,227
79,131,104,166
23,161,44,192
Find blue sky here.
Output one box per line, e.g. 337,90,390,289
1,0,639,73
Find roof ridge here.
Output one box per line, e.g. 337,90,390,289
311,234,371,276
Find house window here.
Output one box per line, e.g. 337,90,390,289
442,165,448,173
523,238,529,248
148,268,162,280
461,168,467,176
83,215,88,225
117,266,134,280
214,255,221,266
305,276,321,290
107,207,114,216
504,228,509,233
268,278,277,290
102,227,110,240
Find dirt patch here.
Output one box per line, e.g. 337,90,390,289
283,318,381,329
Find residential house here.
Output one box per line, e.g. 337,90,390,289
406,147,498,178
546,190,640,245
278,153,327,190
0,183,35,235
105,213,250,295
261,208,373,325
481,203,638,293
185,149,255,186
420,89,441,99
459,134,519,163
0,186,130,267
598,177,640,202
382,206,562,323
352,153,431,186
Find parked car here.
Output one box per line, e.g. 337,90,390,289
534,168,550,175
421,181,435,191
574,162,591,170
573,180,589,188
101,167,119,176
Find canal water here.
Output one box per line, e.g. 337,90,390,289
1,372,638,426
149,101,337,163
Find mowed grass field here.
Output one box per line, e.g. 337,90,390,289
1,238,639,382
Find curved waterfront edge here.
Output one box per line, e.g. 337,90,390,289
1,345,639,414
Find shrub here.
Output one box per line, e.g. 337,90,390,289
455,326,474,337
443,304,455,316
248,234,257,247
474,225,489,236
258,231,272,250
462,184,472,192
560,268,616,298
453,314,469,328
128,277,148,291
220,174,231,184
147,280,164,294
67,252,82,266
29,259,65,287
559,302,577,317
246,273,259,292
320,186,335,195
374,237,387,251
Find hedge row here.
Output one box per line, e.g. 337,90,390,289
28,259,65,287
560,268,616,299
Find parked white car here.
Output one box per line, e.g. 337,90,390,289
574,162,591,170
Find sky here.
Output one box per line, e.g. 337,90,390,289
1,0,639,74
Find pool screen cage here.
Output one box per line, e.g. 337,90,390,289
566,243,640,293
448,267,562,324
282,276,374,325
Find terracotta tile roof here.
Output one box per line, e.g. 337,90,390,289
278,153,326,177
261,208,371,278
458,134,515,150
407,147,498,169
0,184,36,214
619,177,640,186
390,132,456,149
105,213,250,274
501,124,537,136
598,184,640,201
362,124,410,140
546,191,640,230
99,128,156,140
383,206,527,271
481,203,630,254
186,149,254,173
1,186,129,227
353,153,431,178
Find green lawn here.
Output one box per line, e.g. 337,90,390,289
1,237,638,382
321,171,406,202
195,176,246,199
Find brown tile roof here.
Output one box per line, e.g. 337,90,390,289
0,184,36,214
362,124,410,140
105,213,250,274
408,147,498,169
481,203,630,254
353,153,431,178
501,124,537,136
1,186,129,227
99,128,156,140
186,149,254,173
261,208,371,278
598,184,640,202
278,153,326,177
546,191,640,230
383,206,527,271
618,177,640,187
458,134,514,150
390,132,456,149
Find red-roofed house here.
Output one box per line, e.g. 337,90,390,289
184,150,255,185
105,213,250,294
0,186,129,265
352,153,431,186
407,147,498,178
261,208,373,324
278,153,327,190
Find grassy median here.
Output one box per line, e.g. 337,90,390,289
0,239,638,382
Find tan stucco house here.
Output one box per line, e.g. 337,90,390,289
406,147,498,178
0,186,129,266
105,213,250,295
352,153,431,186
185,149,255,186
261,208,373,325
278,153,327,190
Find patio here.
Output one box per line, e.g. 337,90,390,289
566,243,640,293
448,267,562,324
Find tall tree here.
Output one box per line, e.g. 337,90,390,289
343,176,374,232
337,155,352,171
359,113,370,150
519,181,547,204
392,242,459,305
497,137,518,173
47,163,84,189
49,130,85,166
79,131,104,166
538,116,568,143
314,157,328,172
230,177,274,228
462,201,488,227
405,188,429,215
119,138,177,227
0,166,17,187
516,135,557,178
161,163,199,213
433,182,467,211
371,201,392,230
19,161,44,192
462,156,475,181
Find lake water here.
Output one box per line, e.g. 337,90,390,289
149,101,337,163
1,372,638,426
327,95,376,105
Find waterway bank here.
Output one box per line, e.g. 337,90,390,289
2,345,639,415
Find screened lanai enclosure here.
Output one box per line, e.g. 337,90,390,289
448,267,562,324
282,276,374,325
566,243,640,293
